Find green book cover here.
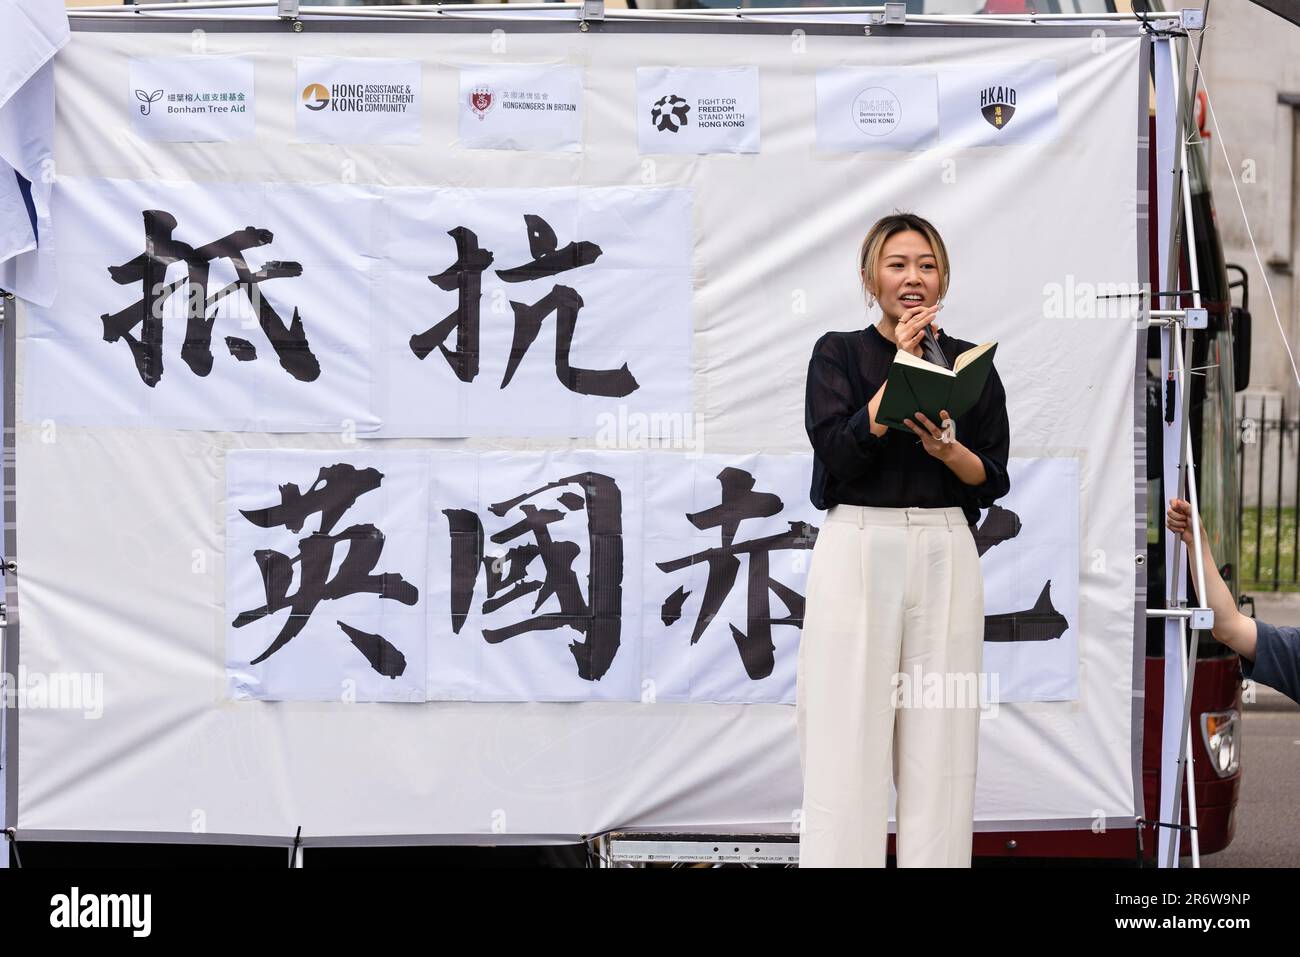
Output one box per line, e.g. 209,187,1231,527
876,341,998,433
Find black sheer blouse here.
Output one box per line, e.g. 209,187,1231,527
805,324,1011,527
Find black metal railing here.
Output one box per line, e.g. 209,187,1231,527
1237,397,1299,590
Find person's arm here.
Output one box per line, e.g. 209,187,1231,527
805,335,889,479
1244,622,1300,705
1166,497,1258,660
865,379,889,438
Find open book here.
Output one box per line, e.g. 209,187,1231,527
876,341,998,433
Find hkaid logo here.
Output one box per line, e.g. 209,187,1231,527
980,84,1017,129
299,80,415,114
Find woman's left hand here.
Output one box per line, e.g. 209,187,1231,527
904,410,959,462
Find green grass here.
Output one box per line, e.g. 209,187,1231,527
1239,506,1300,592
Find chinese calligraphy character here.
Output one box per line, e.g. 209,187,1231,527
442,471,624,681
101,210,321,387
497,214,638,398
973,503,1070,642
232,463,419,677
411,214,640,398
409,226,494,382
656,467,817,680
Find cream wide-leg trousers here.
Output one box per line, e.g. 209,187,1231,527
796,503,985,868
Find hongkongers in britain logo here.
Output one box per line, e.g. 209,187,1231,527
470,86,494,120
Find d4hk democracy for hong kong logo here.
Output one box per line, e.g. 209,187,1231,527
980,84,1017,129
650,93,691,133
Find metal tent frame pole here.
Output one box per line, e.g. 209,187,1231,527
63,0,1186,28
1142,24,1215,869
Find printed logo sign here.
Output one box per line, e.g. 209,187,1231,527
458,65,582,152
467,86,493,120
636,67,760,155
981,83,1017,129
937,61,1059,147
128,56,255,142
815,69,939,152
295,57,420,144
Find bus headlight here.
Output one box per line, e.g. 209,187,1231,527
1200,710,1240,777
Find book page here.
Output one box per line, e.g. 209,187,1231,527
894,349,956,377
954,341,996,373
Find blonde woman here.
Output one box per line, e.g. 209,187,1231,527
796,213,1011,867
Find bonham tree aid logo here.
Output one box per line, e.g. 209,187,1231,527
650,93,691,133
302,83,331,111
135,89,163,115
980,84,1017,130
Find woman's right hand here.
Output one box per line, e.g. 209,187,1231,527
891,305,942,357
1166,497,1206,549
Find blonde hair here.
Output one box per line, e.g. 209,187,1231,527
857,213,951,307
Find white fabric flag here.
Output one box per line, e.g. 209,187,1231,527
0,163,33,264
0,0,67,306
0,0,69,110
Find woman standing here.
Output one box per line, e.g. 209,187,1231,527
796,213,1011,867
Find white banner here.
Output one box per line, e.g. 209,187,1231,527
128,56,254,142
295,57,420,145
979,457,1081,702
225,449,1082,705
12,25,1145,840
227,450,432,703
458,64,583,152
375,185,693,437
25,179,693,436
25,177,379,433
